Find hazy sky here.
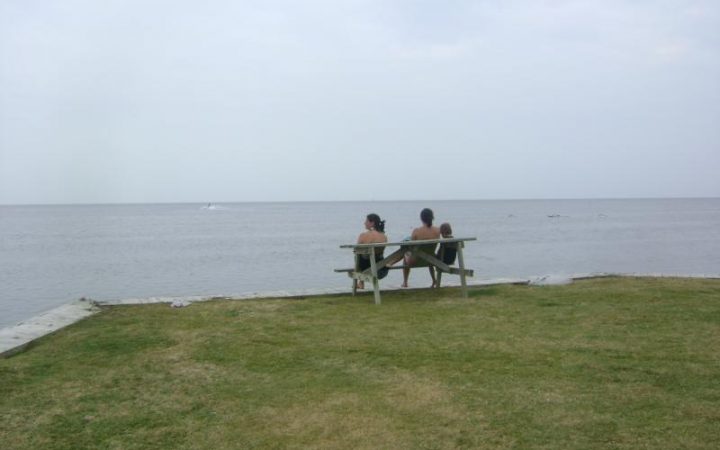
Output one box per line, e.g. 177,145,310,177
1,0,719,204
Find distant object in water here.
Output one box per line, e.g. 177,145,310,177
201,203,228,211
598,213,608,219
547,214,569,218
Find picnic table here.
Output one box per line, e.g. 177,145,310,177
335,237,476,304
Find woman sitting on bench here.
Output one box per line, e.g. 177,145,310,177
356,213,388,289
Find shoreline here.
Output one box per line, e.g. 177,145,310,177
2,272,719,358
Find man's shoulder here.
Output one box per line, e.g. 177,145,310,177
413,227,441,240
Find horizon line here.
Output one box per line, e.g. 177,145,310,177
2,195,719,207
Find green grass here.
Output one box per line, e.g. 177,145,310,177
1,277,719,449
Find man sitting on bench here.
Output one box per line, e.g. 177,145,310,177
402,208,441,288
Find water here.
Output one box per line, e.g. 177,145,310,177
1,199,719,329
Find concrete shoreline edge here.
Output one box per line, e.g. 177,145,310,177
2,272,719,358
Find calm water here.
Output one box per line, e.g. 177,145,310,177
1,199,719,329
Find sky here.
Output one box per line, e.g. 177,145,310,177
1,0,719,204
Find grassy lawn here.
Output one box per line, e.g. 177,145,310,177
1,277,719,449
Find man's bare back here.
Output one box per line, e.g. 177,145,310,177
411,225,440,241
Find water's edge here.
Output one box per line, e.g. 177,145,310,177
4,198,719,329
3,272,719,358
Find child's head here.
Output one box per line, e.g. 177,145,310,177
440,222,452,237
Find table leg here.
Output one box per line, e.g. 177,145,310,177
352,253,358,296
369,253,381,305
457,242,468,298
437,247,444,288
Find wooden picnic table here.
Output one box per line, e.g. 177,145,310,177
335,237,476,304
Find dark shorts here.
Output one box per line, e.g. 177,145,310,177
358,254,389,279
437,244,457,265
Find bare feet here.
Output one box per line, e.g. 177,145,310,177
358,281,365,289
401,282,408,288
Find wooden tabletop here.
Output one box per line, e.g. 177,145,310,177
340,237,476,249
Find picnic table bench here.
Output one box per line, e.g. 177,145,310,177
335,237,476,304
